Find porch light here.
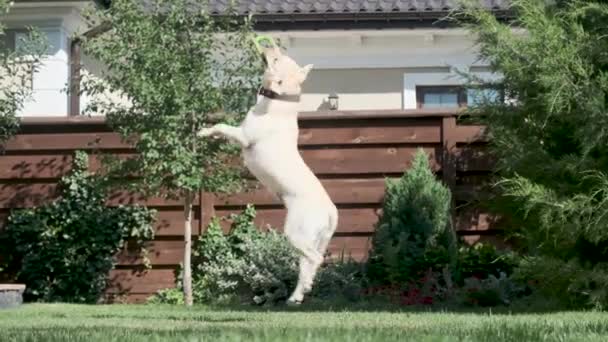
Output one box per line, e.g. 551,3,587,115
328,93,339,110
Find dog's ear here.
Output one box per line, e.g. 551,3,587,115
301,64,314,77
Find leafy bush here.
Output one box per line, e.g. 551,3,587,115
513,256,608,310
146,288,184,305
456,0,608,308
311,256,367,303
457,243,517,281
367,148,457,285
191,205,299,305
460,272,526,307
2,151,155,303
148,205,371,306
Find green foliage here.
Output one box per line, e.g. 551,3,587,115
1,151,155,303
191,205,299,305
367,148,457,284
148,205,369,306
146,288,184,305
311,256,368,303
513,256,608,310
454,0,608,307
457,243,517,281
0,0,47,146
80,0,263,197
460,272,526,307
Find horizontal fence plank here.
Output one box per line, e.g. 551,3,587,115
214,178,388,207
115,234,375,266
0,183,57,209
106,269,176,294
327,235,372,262
115,241,184,266
452,125,487,143
214,207,380,234
4,132,130,151
0,154,73,179
299,120,441,145
0,182,197,209
302,146,439,175
154,209,200,236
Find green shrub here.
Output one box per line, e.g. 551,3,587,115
311,255,368,303
460,272,526,307
148,205,370,306
147,288,184,305
367,148,457,285
191,205,299,305
513,256,608,310
457,243,517,281
2,151,155,303
456,0,608,309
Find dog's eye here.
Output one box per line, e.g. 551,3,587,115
273,58,278,63
278,80,283,85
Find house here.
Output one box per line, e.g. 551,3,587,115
2,0,512,117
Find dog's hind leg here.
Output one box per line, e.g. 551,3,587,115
315,205,338,259
284,208,325,305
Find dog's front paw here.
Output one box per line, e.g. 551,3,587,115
197,127,214,138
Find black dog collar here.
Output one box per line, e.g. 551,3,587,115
259,88,300,102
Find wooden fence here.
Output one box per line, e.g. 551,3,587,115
0,109,496,303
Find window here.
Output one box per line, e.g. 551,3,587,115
416,86,502,109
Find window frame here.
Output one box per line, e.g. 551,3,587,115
402,70,502,110
415,85,467,109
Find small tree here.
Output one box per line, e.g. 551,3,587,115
0,0,46,145
455,0,608,307
367,149,457,285
80,0,262,305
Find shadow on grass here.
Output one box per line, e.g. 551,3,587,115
197,295,570,315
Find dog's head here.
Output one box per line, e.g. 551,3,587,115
260,45,313,96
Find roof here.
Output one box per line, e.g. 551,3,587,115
206,0,511,16
95,0,515,30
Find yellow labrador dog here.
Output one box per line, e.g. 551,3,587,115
198,44,338,305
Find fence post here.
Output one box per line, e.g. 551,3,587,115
198,190,215,235
441,116,457,217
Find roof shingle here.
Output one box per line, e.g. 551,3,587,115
205,0,511,15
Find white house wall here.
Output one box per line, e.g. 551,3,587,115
3,2,504,115
2,2,91,116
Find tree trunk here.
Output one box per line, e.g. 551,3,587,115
183,191,194,306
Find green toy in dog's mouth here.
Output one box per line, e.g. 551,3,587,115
252,35,276,62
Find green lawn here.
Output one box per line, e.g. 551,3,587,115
1,304,607,341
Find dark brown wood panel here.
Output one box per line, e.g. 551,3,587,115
4,132,129,151
0,183,58,209
214,178,388,206
299,121,440,145
0,183,197,209
214,207,380,234
0,154,73,179
115,236,375,266
115,241,184,266
106,269,177,294
302,146,440,175
154,209,200,236
452,125,487,143
327,236,372,261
